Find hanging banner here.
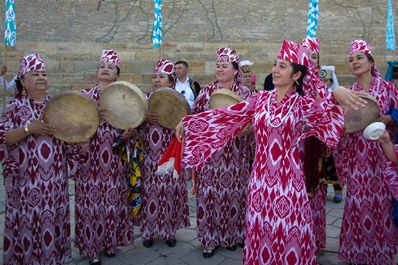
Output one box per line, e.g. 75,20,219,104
152,0,162,49
386,0,396,51
4,0,16,47
306,0,319,38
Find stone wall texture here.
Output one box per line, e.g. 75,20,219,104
0,0,397,97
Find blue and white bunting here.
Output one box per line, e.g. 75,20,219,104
4,0,16,47
306,0,319,38
386,0,396,51
152,0,162,49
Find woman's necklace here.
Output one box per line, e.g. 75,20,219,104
266,92,299,128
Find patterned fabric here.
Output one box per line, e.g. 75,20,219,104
301,37,320,53
100,49,120,69
74,86,133,258
310,184,327,255
137,90,190,241
152,0,162,48
0,95,80,265
182,88,344,264
216,47,240,64
349,39,372,55
386,0,396,51
154,58,175,76
277,39,309,67
306,0,319,38
4,0,16,47
18,53,46,78
333,75,398,264
191,80,252,248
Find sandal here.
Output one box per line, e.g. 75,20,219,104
89,257,101,265
165,238,177,247
226,244,237,251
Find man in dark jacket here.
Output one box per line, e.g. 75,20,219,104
175,60,201,107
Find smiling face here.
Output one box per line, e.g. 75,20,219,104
271,59,302,90
96,62,119,82
21,71,48,95
348,52,373,77
216,62,238,84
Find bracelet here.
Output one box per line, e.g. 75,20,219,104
23,124,29,135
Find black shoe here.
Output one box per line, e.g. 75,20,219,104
89,257,101,265
202,247,218,258
165,238,177,247
238,242,245,248
143,239,154,248
226,244,237,251
105,253,115,257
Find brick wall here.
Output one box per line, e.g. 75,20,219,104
0,0,397,100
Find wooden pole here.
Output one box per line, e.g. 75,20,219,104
3,44,7,110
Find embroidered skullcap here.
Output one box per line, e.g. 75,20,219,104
154,58,175,76
100,49,120,69
241,60,253,73
18,53,46,78
301,37,320,53
277,39,309,67
349,39,372,56
216,47,240,64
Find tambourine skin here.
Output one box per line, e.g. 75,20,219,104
209,88,243,109
148,87,191,129
100,81,148,129
344,94,381,133
43,91,99,143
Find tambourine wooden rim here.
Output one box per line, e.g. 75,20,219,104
148,87,191,129
43,91,99,143
100,81,148,129
209,88,243,109
344,94,381,133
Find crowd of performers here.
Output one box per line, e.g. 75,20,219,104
1,37,398,265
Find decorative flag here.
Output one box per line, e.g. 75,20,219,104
306,0,319,38
386,0,396,51
4,0,16,47
152,0,162,49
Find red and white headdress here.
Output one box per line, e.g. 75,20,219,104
154,58,175,76
216,47,240,64
18,53,46,78
349,39,372,56
301,37,320,53
100,49,120,69
277,39,309,67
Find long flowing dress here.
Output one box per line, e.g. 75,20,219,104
0,95,80,265
333,75,398,264
137,90,190,241
181,88,344,264
74,86,133,257
191,81,252,248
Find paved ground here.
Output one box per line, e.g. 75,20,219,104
0,179,395,265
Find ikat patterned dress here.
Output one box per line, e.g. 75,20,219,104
182,89,344,265
0,95,80,265
137,90,190,241
191,81,252,248
334,75,398,264
74,86,133,257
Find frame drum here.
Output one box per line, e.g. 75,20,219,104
209,88,243,109
344,94,381,133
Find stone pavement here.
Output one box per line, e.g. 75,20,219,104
0,180,395,265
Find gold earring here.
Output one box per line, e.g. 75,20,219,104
21,87,27,96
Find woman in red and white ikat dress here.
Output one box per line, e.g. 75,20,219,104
0,53,81,265
75,50,135,265
176,39,365,265
189,47,252,258
333,40,398,265
137,59,190,249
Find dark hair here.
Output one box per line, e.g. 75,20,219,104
167,74,175,84
231,62,239,70
290,63,307,95
15,78,24,96
365,53,375,64
175,60,188,68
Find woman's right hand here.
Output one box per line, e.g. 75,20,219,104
147,112,160,125
175,121,184,142
28,120,56,136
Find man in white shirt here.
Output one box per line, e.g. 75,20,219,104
0,65,16,90
174,60,201,108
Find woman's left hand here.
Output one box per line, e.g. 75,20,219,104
333,86,368,111
120,128,136,141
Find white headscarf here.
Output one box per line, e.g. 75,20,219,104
321,65,339,90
